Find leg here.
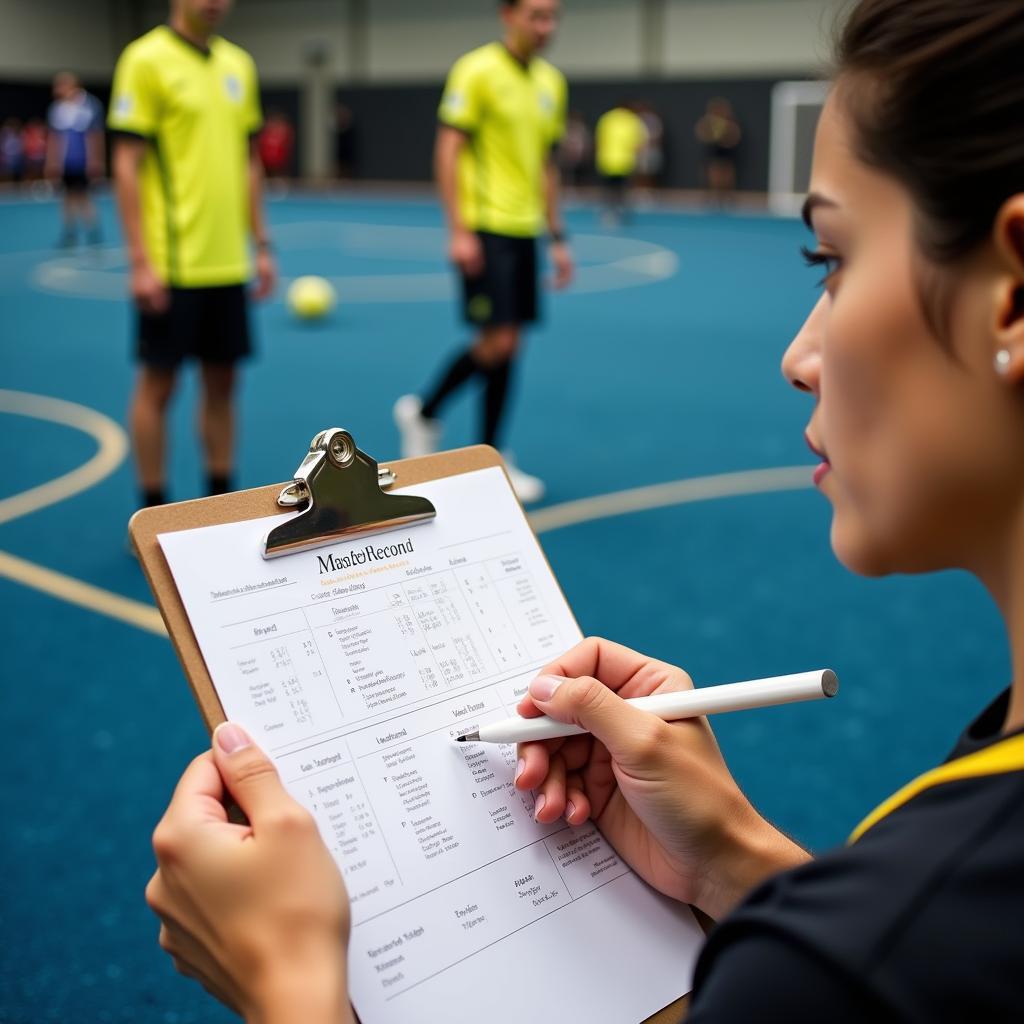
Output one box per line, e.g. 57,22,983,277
130,365,177,505
59,188,76,246
420,345,485,419
199,362,237,493
473,325,519,448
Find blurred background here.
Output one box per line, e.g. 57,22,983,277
0,2,1008,1022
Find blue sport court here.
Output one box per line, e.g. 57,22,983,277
0,192,1008,1021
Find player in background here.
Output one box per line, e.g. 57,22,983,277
394,0,573,504
109,0,275,516
594,102,647,226
46,72,105,247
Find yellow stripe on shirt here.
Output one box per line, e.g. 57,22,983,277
849,732,1024,844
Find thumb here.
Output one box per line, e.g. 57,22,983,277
528,675,666,766
212,722,292,826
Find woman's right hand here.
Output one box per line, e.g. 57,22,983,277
516,638,809,920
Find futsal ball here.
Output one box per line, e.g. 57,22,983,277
287,275,336,320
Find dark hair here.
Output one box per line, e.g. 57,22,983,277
835,0,1024,265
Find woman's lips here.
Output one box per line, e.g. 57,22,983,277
805,434,830,486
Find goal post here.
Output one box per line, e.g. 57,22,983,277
768,80,831,216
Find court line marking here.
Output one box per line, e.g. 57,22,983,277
0,389,129,526
0,548,167,635
0,388,813,636
0,406,812,638
0,389,167,634
25,226,679,303
529,466,813,534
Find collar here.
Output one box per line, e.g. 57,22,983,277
849,710,1024,844
500,41,532,71
164,23,213,58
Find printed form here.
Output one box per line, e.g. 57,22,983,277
159,467,704,1024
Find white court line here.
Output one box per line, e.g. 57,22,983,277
26,226,679,302
0,391,812,636
0,548,166,635
529,466,813,534
0,389,167,635
0,389,129,526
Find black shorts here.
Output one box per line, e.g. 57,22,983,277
62,171,90,192
461,231,538,327
601,173,628,193
137,284,252,369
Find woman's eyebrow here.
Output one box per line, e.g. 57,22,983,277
801,192,839,230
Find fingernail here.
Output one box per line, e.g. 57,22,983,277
534,794,546,821
515,758,525,783
566,800,576,822
529,675,565,702
214,722,252,754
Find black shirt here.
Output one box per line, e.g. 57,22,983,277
687,690,1024,1022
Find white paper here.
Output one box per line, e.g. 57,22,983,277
159,467,703,1024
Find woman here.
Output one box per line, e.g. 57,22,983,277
145,2,1024,1020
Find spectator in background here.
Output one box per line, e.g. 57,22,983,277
557,109,591,189
594,102,647,226
694,97,741,206
0,118,25,182
46,71,105,247
634,101,664,191
21,119,47,181
258,110,295,180
334,102,356,180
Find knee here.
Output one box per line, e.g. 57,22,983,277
202,366,236,405
477,327,519,366
137,370,177,411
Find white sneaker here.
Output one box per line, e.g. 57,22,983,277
503,454,545,504
394,394,440,458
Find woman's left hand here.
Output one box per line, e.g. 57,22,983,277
146,723,353,1024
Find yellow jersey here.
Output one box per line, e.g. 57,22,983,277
108,26,262,288
438,42,567,239
595,107,646,177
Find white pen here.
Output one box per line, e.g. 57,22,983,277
455,669,838,745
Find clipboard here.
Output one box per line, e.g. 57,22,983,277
130,428,691,1024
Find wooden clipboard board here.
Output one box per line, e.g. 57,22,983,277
130,431,691,1024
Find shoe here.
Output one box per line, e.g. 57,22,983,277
394,394,440,458
502,454,545,504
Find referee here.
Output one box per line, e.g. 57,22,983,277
109,0,275,514
394,0,572,503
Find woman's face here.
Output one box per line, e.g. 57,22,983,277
782,90,1021,578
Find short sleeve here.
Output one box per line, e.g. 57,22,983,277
243,55,262,136
108,46,159,137
687,931,892,1023
88,96,104,132
438,55,483,134
549,72,568,146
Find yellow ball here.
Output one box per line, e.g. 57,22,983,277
287,275,336,320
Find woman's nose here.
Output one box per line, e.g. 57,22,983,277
782,293,828,395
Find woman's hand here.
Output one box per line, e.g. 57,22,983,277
516,638,809,920
146,723,353,1024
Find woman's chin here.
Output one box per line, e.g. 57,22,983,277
830,520,894,578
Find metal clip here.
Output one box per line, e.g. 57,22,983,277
262,428,435,559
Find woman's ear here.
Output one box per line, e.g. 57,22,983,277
991,196,1024,383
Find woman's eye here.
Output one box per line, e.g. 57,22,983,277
800,245,842,287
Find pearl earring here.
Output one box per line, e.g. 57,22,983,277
995,349,1012,375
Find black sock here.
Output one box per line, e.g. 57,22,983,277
142,487,166,508
482,359,512,448
207,473,232,496
421,350,481,419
